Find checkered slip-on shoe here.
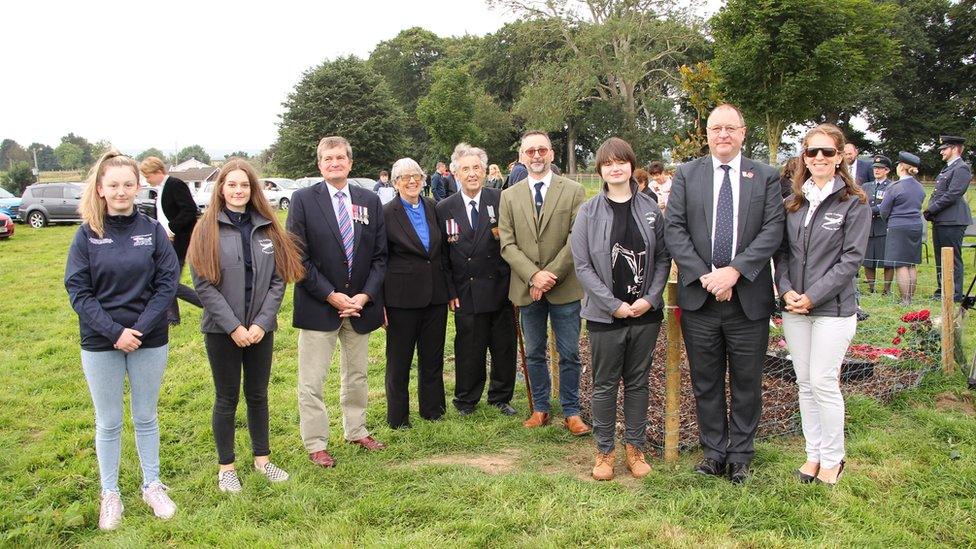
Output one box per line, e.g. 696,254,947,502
217,470,242,493
255,462,290,483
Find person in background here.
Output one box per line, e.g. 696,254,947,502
647,161,671,209
187,158,306,493
633,167,659,204
776,123,869,486
383,157,451,428
374,170,396,205
486,164,505,189
862,155,894,295
139,156,202,325
879,152,926,305
572,137,670,481
925,135,972,303
66,150,179,530
842,142,873,186
779,157,802,199
431,161,456,202
506,160,527,189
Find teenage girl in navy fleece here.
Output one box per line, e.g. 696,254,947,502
64,150,180,531
187,158,304,494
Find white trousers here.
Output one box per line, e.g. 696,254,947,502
782,312,857,469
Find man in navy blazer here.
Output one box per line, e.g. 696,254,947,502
843,143,873,185
435,144,517,417
286,136,388,468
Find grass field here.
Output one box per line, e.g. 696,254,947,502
1,210,976,547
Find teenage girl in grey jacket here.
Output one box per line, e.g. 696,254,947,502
188,159,305,494
775,124,870,486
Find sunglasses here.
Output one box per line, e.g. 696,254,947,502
802,147,839,158
522,147,550,157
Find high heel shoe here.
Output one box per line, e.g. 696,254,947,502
794,465,819,484
814,460,845,486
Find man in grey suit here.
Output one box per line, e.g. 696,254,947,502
924,135,973,303
664,103,785,483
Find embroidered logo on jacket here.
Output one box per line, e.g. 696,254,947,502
131,233,153,246
258,239,274,254
644,211,656,227
822,213,844,231
89,237,113,245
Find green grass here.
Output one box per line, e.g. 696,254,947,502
1,215,976,547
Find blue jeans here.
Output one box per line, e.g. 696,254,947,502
519,299,582,416
81,345,168,493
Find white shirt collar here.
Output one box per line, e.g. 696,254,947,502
527,170,553,188
461,188,482,205
325,181,350,199
711,153,742,173
948,157,961,167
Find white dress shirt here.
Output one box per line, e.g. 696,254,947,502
801,178,833,226
326,181,354,221
155,175,173,237
527,170,554,203
710,154,742,264
460,188,482,228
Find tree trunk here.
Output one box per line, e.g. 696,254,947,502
566,121,578,175
766,115,784,166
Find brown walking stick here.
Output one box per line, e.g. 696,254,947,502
513,304,535,413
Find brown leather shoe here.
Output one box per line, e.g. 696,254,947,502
522,411,550,428
592,451,615,481
349,436,386,451
564,415,592,436
308,450,336,468
625,443,651,478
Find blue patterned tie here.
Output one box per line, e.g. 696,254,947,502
469,200,479,230
712,165,733,268
534,182,544,215
335,191,354,276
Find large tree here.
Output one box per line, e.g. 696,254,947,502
29,143,60,171
55,142,85,170
1,139,30,169
1,161,35,194
274,56,409,178
176,145,211,165
60,133,94,166
136,147,167,162
711,0,898,163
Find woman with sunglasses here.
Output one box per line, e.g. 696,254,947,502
187,158,305,493
775,124,870,486
65,150,180,530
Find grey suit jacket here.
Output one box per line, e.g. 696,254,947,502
663,155,785,321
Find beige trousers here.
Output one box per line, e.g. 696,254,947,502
297,320,371,452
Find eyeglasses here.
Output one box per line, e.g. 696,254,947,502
802,147,839,158
397,174,423,182
522,147,550,157
706,125,744,135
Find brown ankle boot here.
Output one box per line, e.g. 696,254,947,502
625,444,651,478
522,411,550,428
592,450,615,481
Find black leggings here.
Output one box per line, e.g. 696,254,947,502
205,332,274,465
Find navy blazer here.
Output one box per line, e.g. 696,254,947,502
435,188,511,315
383,196,452,309
861,178,891,237
850,158,873,186
287,181,386,333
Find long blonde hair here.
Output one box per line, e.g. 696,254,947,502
79,149,140,238
786,124,867,213
187,158,305,284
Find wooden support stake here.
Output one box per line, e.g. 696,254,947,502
941,247,956,374
549,325,559,396
664,261,682,465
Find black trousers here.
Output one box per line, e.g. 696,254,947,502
168,235,202,323
385,304,448,428
452,306,517,411
680,294,768,464
205,332,274,465
932,224,966,302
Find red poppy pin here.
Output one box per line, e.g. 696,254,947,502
743,171,754,179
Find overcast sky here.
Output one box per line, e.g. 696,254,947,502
1,0,721,157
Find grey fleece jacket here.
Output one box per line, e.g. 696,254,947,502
191,210,286,334
775,176,870,317
571,184,671,323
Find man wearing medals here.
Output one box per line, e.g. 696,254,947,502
436,143,518,416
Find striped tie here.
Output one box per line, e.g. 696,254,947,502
335,191,354,276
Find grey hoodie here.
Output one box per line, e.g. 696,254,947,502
775,176,870,317
571,182,671,324
191,210,285,334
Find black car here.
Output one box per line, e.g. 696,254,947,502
19,182,84,228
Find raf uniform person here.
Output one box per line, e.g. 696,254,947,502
861,155,894,294
924,135,973,303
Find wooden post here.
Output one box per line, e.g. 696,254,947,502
549,325,559,396
941,247,956,374
664,262,682,465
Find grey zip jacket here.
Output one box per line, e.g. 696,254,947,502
191,210,285,334
571,182,671,323
775,176,870,317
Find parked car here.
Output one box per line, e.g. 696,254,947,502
348,178,378,193
136,187,158,219
294,176,321,188
195,181,215,211
0,188,22,221
0,212,14,239
260,178,299,210
19,182,84,228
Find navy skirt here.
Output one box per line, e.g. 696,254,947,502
884,224,923,266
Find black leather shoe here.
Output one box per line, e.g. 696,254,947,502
694,458,726,476
457,408,475,416
728,462,751,484
794,469,817,484
491,402,517,416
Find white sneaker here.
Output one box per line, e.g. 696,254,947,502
141,481,177,519
217,469,243,493
255,461,290,483
98,491,124,531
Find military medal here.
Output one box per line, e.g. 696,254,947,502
487,205,497,224
352,205,369,225
445,219,460,243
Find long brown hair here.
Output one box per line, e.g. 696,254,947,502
79,149,140,238
786,124,867,213
187,158,305,284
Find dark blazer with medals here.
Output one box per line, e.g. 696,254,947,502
862,178,891,238
383,196,452,308
287,181,386,333
435,188,511,314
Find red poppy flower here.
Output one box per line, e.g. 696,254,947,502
892,336,902,345
897,326,906,335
